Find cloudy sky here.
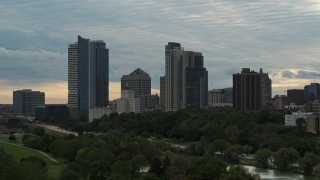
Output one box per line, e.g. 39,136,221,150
1,0,320,104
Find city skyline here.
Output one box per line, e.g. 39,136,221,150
1,0,320,103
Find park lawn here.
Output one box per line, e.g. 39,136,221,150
0,135,23,144
0,140,61,166
48,165,66,179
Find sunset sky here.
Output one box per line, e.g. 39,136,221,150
1,0,320,104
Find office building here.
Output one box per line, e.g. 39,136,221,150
233,68,261,110
160,76,166,110
164,42,208,111
259,68,272,107
121,68,159,111
68,43,79,118
304,83,320,102
287,89,305,105
116,89,140,114
207,88,233,108
13,89,45,116
68,36,109,118
165,42,184,111
182,51,208,109
121,68,151,97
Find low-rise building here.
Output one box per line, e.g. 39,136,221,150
89,107,115,122
285,112,313,126
306,115,319,134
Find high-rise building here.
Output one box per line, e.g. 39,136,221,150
165,42,184,112
13,89,45,116
68,36,109,118
121,68,158,111
287,89,305,105
182,51,208,109
160,76,166,110
121,68,151,97
223,87,233,103
233,68,261,110
304,83,320,102
68,43,79,118
259,68,272,107
164,42,208,111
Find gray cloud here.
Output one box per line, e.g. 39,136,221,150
1,0,320,102
282,70,320,79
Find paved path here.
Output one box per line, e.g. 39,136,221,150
0,140,62,164
34,124,78,136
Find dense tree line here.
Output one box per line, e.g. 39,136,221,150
14,109,320,178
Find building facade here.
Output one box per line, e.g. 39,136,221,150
121,68,159,111
116,89,140,114
165,42,184,111
182,51,208,109
233,68,261,110
164,42,208,111
287,89,305,105
259,68,272,107
68,36,109,119
160,76,166,110
13,89,45,116
304,83,320,103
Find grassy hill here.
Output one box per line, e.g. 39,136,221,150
0,135,65,179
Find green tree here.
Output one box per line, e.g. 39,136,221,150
32,127,46,137
149,157,163,177
22,133,41,149
273,148,300,170
298,152,320,175
296,118,306,129
9,134,16,142
59,168,82,180
186,156,227,180
225,166,260,180
224,145,242,163
254,148,273,168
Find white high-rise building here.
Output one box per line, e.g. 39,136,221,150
165,42,184,112
68,43,79,118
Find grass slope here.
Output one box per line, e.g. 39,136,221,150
0,136,65,179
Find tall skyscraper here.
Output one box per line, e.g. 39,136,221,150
165,42,184,111
164,42,208,111
68,43,79,118
121,68,159,111
68,36,109,118
259,68,272,107
233,68,261,110
13,89,45,116
182,51,208,109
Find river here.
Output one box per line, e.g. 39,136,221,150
243,165,319,180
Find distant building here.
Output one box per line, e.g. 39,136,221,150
273,95,288,110
35,104,68,122
89,107,115,122
13,89,45,116
116,89,140,114
182,51,208,109
304,83,320,102
285,112,313,126
208,88,233,107
259,68,272,107
121,68,158,111
160,76,166,110
68,35,109,119
165,42,184,112
164,42,208,111
233,68,261,110
223,87,233,104
287,89,305,105
306,116,319,134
